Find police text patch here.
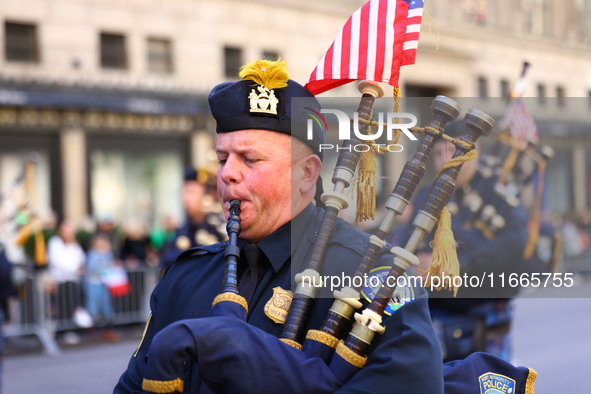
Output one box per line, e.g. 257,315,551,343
479,372,516,394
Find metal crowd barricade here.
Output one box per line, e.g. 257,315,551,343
4,274,61,356
4,265,160,356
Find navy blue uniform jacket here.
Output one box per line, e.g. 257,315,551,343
115,203,443,393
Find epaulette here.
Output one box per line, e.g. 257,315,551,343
306,219,372,256
174,241,229,265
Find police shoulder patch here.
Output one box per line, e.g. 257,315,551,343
478,372,516,394
360,266,416,315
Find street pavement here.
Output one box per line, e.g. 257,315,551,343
511,278,591,394
4,335,138,394
4,280,591,394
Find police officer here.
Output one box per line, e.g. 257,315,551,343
115,59,443,393
159,167,227,269
391,122,529,362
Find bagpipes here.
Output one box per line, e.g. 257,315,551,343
461,139,554,236
279,80,387,350
299,94,462,364
139,84,539,394
456,61,560,272
459,135,560,275
304,107,492,384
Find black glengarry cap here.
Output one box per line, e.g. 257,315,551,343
208,59,325,158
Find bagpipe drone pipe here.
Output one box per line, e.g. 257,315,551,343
460,138,553,238
455,60,561,274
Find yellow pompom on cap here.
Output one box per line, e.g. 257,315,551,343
239,59,290,90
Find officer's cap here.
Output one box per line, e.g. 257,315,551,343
197,167,217,192
443,119,465,139
208,59,324,158
184,165,198,182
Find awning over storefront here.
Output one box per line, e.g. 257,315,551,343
0,81,207,115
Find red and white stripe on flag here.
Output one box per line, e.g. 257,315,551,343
305,0,424,95
509,99,538,147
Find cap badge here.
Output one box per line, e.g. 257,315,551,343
249,85,279,115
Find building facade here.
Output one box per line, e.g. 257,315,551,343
1,0,590,243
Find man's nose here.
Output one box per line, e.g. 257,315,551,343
219,156,242,184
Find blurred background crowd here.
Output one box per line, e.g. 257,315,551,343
1,164,227,347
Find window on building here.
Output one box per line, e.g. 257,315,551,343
100,32,127,69
500,79,510,98
545,147,574,216
542,0,553,37
4,21,39,63
0,133,59,236
88,136,188,229
224,46,242,78
147,37,173,74
556,85,565,107
537,83,546,105
262,51,280,61
477,77,488,98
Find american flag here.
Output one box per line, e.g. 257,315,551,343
305,0,425,95
507,99,538,147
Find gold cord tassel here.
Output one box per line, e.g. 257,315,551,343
424,146,478,297
523,161,546,259
356,150,377,222
436,149,478,177
355,86,403,222
425,206,460,297
391,86,402,146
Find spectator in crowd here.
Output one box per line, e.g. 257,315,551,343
562,211,585,259
149,215,177,253
84,234,119,342
75,215,97,252
46,219,87,344
159,167,227,269
95,218,122,260
119,219,158,269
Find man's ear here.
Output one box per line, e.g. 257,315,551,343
299,155,322,195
